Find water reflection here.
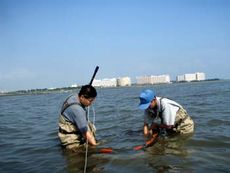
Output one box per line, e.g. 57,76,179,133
146,134,194,173
61,146,110,173
149,135,193,155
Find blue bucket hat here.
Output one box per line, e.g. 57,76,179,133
138,89,156,110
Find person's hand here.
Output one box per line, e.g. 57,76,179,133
95,141,101,146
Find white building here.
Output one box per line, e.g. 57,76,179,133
176,75,185,81
136,75,150,85
196,72,206,81
136,74,171,85
177,72,206,82
150,75,170,84
70,84,78,88
184,73,197,82
92,78,117,87
117,77,131,86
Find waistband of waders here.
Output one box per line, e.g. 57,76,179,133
59,127,80,135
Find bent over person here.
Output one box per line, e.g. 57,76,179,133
58,85,98,151
138,89,194,137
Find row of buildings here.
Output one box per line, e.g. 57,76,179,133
92,77,132,87
78,72,206,87
176,72,206,82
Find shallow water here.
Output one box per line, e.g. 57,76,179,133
0,80,230,173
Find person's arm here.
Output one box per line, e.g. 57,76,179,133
70,105,99,146
84,131,97,146
134,131,159,151
144,132,159,147
143,123,149,137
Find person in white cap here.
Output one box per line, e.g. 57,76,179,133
138,89,194,137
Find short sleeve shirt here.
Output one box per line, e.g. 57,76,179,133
62,95,88,133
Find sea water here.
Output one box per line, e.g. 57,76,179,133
0,80,230,173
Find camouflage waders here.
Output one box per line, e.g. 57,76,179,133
58,114,96,150
174,107,194,134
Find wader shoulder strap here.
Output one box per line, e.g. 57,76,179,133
61,95,82,114
159,97,164,124
159,97,164,112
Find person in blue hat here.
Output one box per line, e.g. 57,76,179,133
138,89,194,138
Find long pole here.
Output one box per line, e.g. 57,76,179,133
84,65,100,173
89,66,99,85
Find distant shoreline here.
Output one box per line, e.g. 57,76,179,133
0,78,224,96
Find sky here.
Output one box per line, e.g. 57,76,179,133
0,0,230,91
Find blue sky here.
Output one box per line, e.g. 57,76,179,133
0,0,230,91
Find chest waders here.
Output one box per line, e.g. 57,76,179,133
159,98,194,135
58,96,96,149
